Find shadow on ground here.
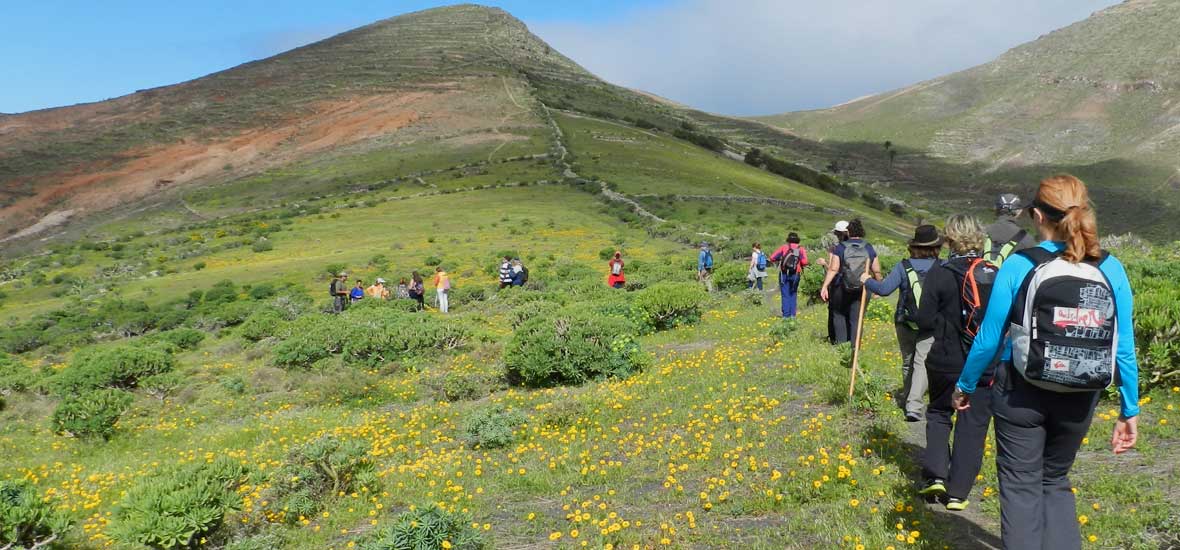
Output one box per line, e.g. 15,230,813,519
862,424,1003,550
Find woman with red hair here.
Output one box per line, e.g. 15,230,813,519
953,175,1139,549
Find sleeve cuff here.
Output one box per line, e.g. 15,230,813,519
955,382,975,394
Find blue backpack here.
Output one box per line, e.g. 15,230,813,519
702,250,714,270
756,251,768,271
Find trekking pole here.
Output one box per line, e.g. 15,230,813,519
847,285,869,399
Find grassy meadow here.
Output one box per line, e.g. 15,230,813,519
2,104,1179,550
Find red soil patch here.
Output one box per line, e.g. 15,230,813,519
1,91,448,239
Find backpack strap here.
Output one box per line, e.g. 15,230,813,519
1014,246,1057,266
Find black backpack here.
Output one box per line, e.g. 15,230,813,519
840,241,871,291
520,266,529,284
779,247,800,274
895,260,927,329
948,256,998,353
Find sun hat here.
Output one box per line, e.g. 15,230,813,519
908,224,943,247
833,220,850,233
376,278,386,284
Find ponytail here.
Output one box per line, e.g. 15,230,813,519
1035,174,1101,263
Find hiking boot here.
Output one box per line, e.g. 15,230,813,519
904,412,923,423
918,479,946,498
945,498,970,511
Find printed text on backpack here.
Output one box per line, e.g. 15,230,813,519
1009,248,1117,392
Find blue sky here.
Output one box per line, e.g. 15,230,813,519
2,0,1117,116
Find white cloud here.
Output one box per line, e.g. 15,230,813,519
528,0,1119,116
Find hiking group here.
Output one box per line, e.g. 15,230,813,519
785,175,1136,550
329,269,440,313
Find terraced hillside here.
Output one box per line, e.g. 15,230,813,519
755,0,1180,236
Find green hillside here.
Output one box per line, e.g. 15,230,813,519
754,0,1179,238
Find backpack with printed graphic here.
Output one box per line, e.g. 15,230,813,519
1009,248,1117,392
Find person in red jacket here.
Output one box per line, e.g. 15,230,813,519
607,251,626,289
768,232,809,317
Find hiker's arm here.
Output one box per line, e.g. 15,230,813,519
819,255,839,300
800,248,809,267
957,255,1030,394
869,256,883,279
1107,257,1140,419
864,263,902,296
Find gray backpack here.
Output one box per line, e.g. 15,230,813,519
840,241,870,291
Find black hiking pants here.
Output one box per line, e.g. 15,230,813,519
993,363,1101,550
828,284,867,345
923,369,993,500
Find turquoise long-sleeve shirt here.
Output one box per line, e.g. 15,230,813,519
956,241,1140,418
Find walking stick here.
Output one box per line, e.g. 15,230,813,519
848,284,869,398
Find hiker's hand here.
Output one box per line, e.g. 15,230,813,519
859,272,871,283
820,286,829,302
816,258,827,268
951,388,971,411
1112,416,1138,454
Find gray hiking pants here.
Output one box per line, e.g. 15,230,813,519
894,325,931,418
994,364,1101,550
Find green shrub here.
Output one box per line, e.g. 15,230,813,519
440,371,491,402
0,354,39,393
358,504,486,550
505,310,647,387
272,315,343,368
202,280,239,304
239,309,287,342
257,435,379,524
248,282,277,300
51,389,133,439
1129,259,1180,390
865,297,893,322
0,480,73,548
711,261,749,291
462,406,525,448
633,283,707,331
140,371,183,401
110,458,250,549
152,328,206,351
509,301,560,329
338,311,470,367
251,239,274,252
52,344,175,394
423,255,442,266
768,317,800,339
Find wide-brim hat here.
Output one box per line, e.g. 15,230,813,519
833,220,849,233
376,278,386,284
908,224,943,247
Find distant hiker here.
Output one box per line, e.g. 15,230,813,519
409,272,425,311
511,258,528,287
822,221,851,339
984,193,1037,268
433,267,451,313
395,278,410,300
820,219,880,344
697,242,715,292
910,215,996,511
747,243,768,291
350,279,366,303
861,224,941,421
769,234,809,317
498,256,514,289
330,272,349,313
607,251,626,289
954,175,1139,548
367,277,389,300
